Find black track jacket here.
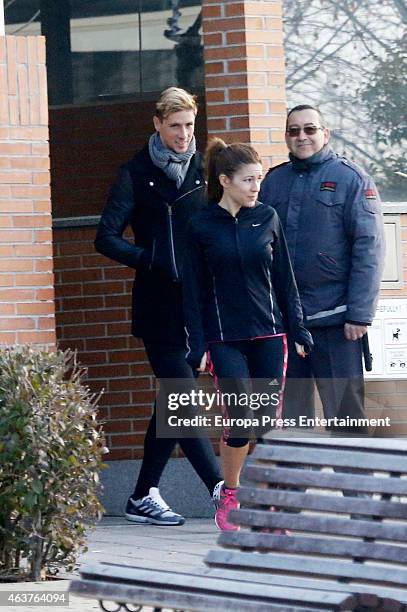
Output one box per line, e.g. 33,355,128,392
183,201,312,368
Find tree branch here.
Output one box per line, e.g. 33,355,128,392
391,0,407,23
287,33,364,89
286,17,353,81
324,0,394,53
332,132,383,166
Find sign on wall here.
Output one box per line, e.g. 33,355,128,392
366,299,407,379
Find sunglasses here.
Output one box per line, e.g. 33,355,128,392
286,126,324,137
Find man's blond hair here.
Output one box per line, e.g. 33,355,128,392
155,87,198,120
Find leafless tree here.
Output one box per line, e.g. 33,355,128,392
282,0,406,198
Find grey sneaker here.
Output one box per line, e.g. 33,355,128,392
212,480,224,510
125,487,185,526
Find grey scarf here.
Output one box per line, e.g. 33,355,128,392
148,132,196,188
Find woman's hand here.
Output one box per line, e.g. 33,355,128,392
295,342,306,358
196,352,207,372
293,328,314,357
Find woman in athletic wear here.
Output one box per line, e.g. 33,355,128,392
183,139,313,530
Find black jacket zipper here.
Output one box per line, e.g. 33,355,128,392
166,185,204,281
166,204,179,281
149,238,156,270
173,184,204,203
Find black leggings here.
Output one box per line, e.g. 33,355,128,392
132,343,222,500
209,336,287,448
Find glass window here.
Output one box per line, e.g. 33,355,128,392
140,1,203,93
4,0,41,35
5,0,204,105
282,0,406,201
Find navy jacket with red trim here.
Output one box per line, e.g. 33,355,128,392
259,146,385,328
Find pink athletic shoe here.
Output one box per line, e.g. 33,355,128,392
214,486,240,531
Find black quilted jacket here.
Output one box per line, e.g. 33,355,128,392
95,145,206,345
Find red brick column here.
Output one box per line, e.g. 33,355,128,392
202,0,288,167
0,35,55,347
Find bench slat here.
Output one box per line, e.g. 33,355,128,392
253,444,407,473
244,465,407,495
201,566,407,609
205,549,407,587
219,531,407,564
264,432,407,453
238,487,407,519
78,562,347,604
71,577,328,611
70,564,356,611
231,508,407,541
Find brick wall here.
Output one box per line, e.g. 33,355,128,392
0,35,55,347
54,224,154,460
202,0,288,167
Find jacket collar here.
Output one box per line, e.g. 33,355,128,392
289,145,336,173
132,145,204,204
210,200,262,219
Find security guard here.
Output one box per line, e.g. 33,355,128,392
259,104,385,432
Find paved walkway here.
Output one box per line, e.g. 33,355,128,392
0,517,217,612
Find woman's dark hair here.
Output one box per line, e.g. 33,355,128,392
205,138,262,203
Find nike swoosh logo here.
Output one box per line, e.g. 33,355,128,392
252,223,261,227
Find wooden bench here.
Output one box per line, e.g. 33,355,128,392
70,433,407,611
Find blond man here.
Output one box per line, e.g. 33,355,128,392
96,88,222,525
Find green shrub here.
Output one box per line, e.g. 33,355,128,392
0,346,105,581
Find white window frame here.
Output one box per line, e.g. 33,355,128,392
382,204,407,289
0,0,5,36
